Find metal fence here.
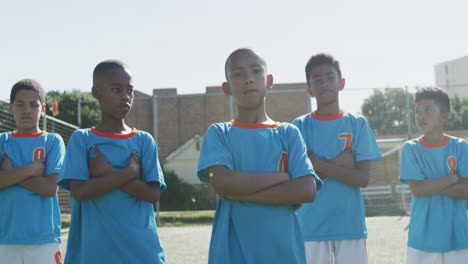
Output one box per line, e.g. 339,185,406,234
0,99,78,144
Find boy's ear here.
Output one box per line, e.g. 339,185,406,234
339,78,346,91
41,103,46,117
305,86,314,97
441,111,450,123
221,82,231,96
267,74,274,89
91,86,99,99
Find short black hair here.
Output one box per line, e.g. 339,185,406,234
305,53,342,87
415,87,450,113
224,48,267,80
10,79,45,104
93,59,128,86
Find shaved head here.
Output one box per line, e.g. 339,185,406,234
93,59,129,87
224,48,267,80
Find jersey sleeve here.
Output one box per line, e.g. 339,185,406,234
139,132,166,192
57,131,90,190
45,133,66,177
285,124,322,188
457,139,468,178
399,141,425,184
353,118,381,162
197,124,233,183
0,134,5,164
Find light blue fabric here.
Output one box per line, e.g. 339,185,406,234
400,136,468,252
58,129,165,264
0,131,64,244
293,112,381,241
197,122,319,264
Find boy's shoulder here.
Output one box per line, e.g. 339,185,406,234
446,134,468,144
0,131,10,139
70,128,93,138
206,121,235,133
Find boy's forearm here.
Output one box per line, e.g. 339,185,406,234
209,166,290,196
0,165,39,188
440,178,468,198
315,160,371,188
409,175,458,197
231,175,316,205
120,180,161,204
19,174,59,197
70,170,135,200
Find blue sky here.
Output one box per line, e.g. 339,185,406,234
1,0,467,113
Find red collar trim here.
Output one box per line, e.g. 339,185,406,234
11,130,46,138
418,135,450,148
310,111,345,121
230,120,281,129
91,127,138,139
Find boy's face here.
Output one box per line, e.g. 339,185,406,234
92,68,134,120
224,51,271,110
415,99,448,135
9,90,45,134
306,64,345,105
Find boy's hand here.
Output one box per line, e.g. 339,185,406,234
88,146,112,178
308,150,327,179
1,152,44,177
448,172,460,185
330,150,356,169
30,159,46,177
0,152,13,171
124,150,141,180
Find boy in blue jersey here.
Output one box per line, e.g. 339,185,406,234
58,60,166,264
400,87,468,264
293,53,381,264
0,79,65,264
197,48,320,264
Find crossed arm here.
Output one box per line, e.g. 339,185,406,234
208,165,316,205
70,146,160,203
408,173,467,198
308,150,371,188
0,153,58,197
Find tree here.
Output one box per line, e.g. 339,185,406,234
445,95,468,131
46,90,101,128
361,88,415,136
361,89,468,136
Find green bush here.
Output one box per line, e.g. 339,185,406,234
160,170,216,211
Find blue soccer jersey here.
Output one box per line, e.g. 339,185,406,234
0,130,65,244
293,111,381,241
197,121,319,264
400,135,468,252
58,128,166,264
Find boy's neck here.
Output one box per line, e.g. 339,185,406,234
94,119,132,134
15,127,41,134
422,130,446,144
315,102,341,116
235,108,273,124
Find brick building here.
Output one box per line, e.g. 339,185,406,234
126,83,311,159
125,83,311,183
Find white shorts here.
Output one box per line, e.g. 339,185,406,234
305,239,367,264
407,247,468,264
0,243,62,264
